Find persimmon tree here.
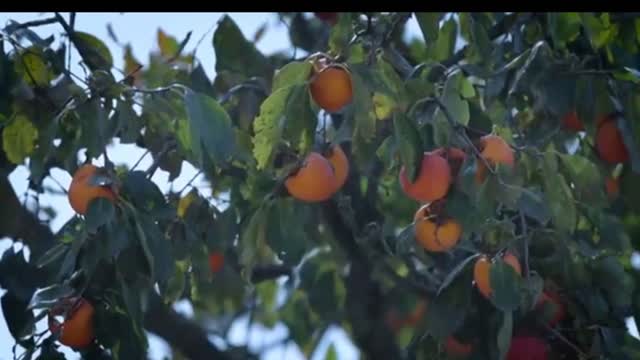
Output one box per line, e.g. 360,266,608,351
1,11,640,360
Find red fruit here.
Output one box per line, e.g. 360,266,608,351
507,336,548,360
209,252,225,273
399,151,452,202
562,111,584,132
596,115,629,164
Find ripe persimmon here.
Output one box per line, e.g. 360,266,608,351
399,151,452,202
325,144,349,192
561,111,584,132
433,147,467,179
310,63,353,113
474,252,522,299
68,164,117,215
209,252,225,273
596,116,629,164
48,297,95,349
445,336,473,358
507,336,548,360
475,135,515,183
285,152,337,202
414,204,462,252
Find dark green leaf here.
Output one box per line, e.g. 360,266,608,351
0,248,38,300
28,284,74,310
138,214,173,284
273,61,312,92
547,13,581,48
496,311,513,360
35,243,68,269
414,13,444,44
15,47,53,87
283,84,317,154
351,67,376,153
433,18,457,62
85,198,115,233
516,188,551,225
252,86,291,170
542,152,577,232
2,292,34,341
393,113,422,181
266,198,310,265
489,261,522,312
328,14,353,55
73,32,113,71
121,171,167,215
559,154,606,205
437,254,480,295
184,88,236,167
2,115,38,164
213,15,272,80
425,267,472,340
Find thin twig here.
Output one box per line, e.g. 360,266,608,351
6,16,58,30
48,175,68,195
177,170,203,194
145,140,177,178
542,323,588,358
219,83,268,104
519,211,530,282
131,149,150,171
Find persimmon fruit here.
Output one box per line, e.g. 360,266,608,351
596,115,629,164
399,151,452,202
475,135,515,183
48,297,95,349
285,152,337,202
433,147,466,179
68,164,116,215
561,111,584,132
209,252,225,273
325,144,349,192
310,63,353,113
414,204,462,252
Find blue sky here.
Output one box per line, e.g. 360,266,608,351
0,12,424,360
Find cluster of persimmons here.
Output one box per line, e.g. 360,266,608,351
49,18,630,357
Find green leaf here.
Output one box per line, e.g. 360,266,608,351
239,205,274,279
283,84,317,153
547,13,581,48
581,13,618,50
489,261,522,312
252,86,291,170
425,265,472,340
437,254,480,295
273,61,312,92
325,344,338,360
2,293,34,341
516,188,551,225
328,14,353,55
15,47,53,87
184,88,236,167
76,99,108,158
157,29,179,58
542,152,577,232
2,115,38,164
213,15,272,80
393,113,422,181
85,198,115,233
266,198,310,265
138,214,174,284
28,284,74,310
351,68,377,155
559,154,606,205
73,32,113,71
496,311,513,360
414,13,444,44
35,243,68,269
433,18,457,62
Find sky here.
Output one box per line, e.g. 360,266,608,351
0,12,426,360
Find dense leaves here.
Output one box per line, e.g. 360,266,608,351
0,11,639,360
